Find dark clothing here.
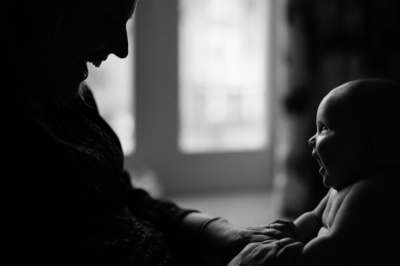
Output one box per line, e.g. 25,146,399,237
1,87,194,266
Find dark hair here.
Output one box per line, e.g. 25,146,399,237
1,0,74,109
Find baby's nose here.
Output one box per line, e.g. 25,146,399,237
308,135,316,147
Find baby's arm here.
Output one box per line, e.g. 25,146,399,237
267,190,329,242
290,177,398,266
294,189,330,244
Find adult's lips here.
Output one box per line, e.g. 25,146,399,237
70,53,108,83
84,54,107,68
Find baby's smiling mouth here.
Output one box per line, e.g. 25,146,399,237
312,151,325,175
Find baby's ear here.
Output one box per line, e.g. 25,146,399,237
361,132,383,159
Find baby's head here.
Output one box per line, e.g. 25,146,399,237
308,79,400,190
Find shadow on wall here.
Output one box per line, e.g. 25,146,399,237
279,0,400,218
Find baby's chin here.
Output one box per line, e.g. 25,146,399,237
327,179,356,191
322,177,334,189
322,175,343,190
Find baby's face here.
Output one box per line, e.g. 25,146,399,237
308,88,366,190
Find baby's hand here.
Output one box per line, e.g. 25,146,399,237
267,219,298,239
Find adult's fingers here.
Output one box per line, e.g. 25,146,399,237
264,228,287,240
227,241,280,266
277,241,304,266
241,226,287,241
278,237,297,246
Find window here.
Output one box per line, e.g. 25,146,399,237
179,0,269,153
131,0,275,194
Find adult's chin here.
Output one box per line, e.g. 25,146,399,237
61,64,88,99
70,59,89,83
63,79,85,100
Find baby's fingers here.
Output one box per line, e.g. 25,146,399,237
268,219,298,238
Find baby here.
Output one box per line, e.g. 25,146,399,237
230,79,400,266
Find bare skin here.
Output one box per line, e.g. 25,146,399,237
229,79,400,266
293,170,400,266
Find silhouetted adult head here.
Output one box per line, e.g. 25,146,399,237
0,0,137,107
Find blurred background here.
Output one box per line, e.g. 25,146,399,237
85,0,400,225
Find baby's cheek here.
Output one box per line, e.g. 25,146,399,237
317,142,333,161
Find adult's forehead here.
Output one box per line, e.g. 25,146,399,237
85,0,137,18
23,0,137,12
91,0,137,10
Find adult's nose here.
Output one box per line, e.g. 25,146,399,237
110,26,129,59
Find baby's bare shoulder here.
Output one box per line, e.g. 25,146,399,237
333,172,400,224
322,172,399,231
350,171,400,197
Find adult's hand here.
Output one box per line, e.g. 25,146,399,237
227,238,303,266
201,218,291,265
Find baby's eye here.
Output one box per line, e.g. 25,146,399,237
320,126,328,132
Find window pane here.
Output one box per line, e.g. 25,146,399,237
178,0,269,153
86,21,135,155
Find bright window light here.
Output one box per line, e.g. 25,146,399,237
178,0,270,153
